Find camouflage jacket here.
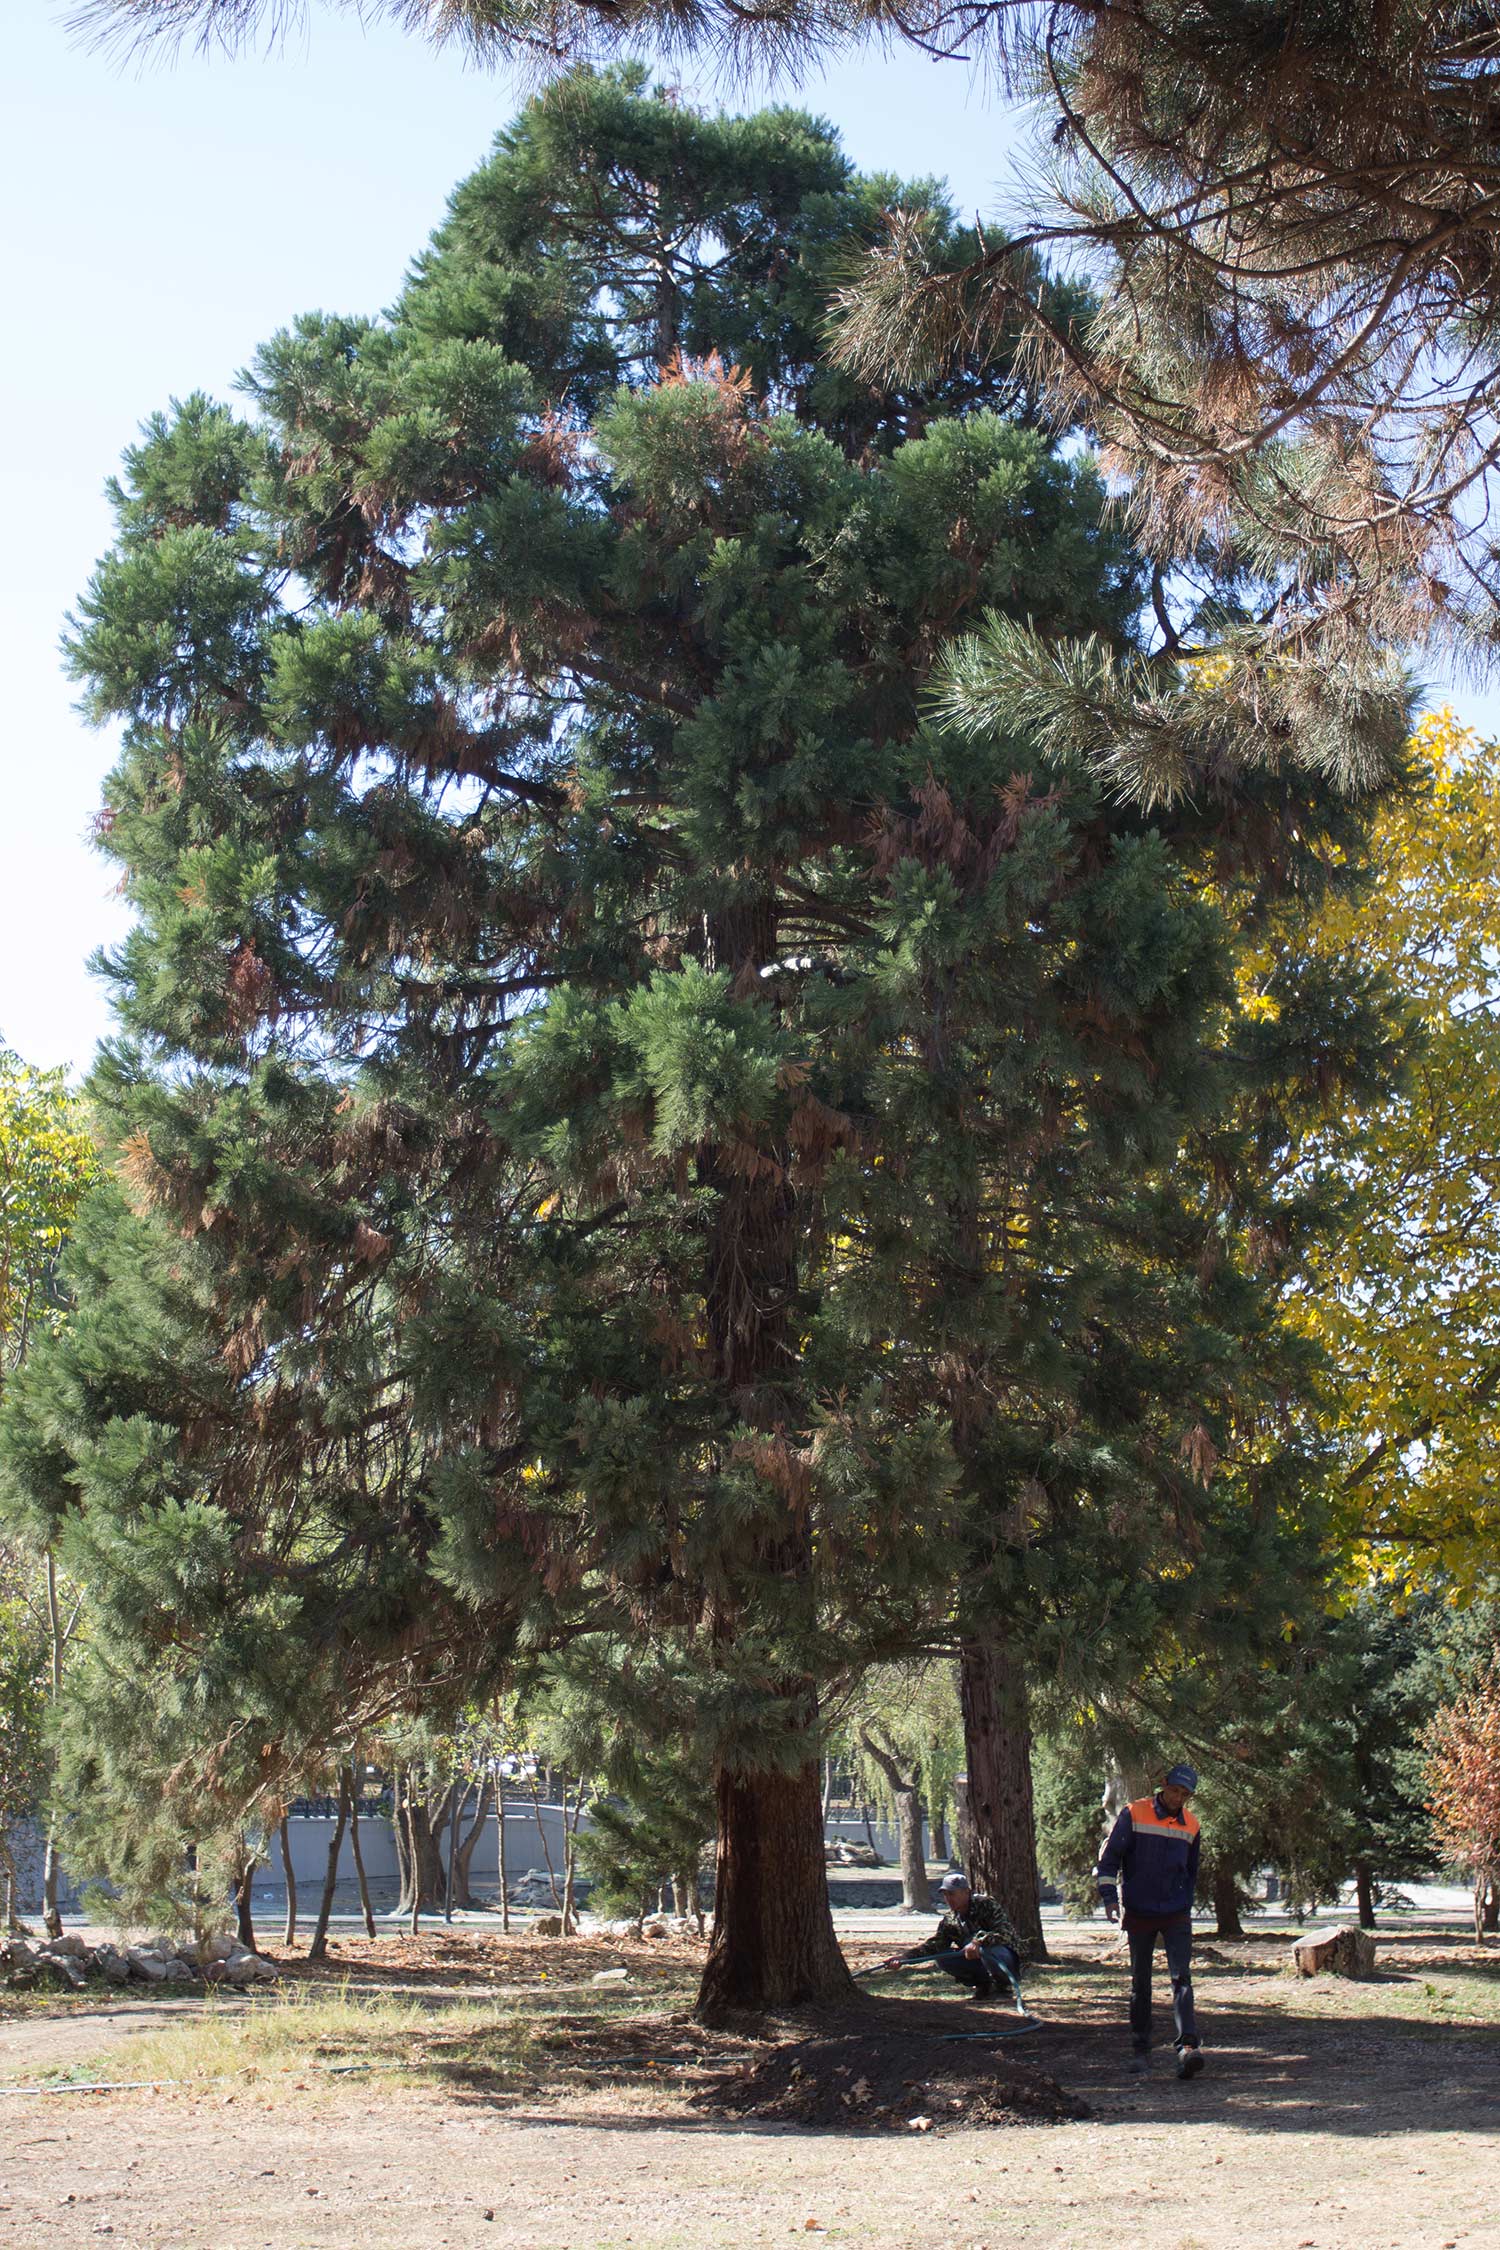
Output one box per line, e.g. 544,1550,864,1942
907,1892,1024,1960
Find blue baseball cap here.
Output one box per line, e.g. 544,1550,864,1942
939,1870,971,1893
1164,1763,1199,1792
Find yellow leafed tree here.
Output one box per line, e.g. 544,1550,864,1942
1282,711,1500,1593
0,1050,99,1386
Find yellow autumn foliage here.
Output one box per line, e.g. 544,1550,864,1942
1279,709,1500,1593
0,1051,100,1384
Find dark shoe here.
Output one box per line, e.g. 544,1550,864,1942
972,1975,996,2000
1176,2047,1205,2080
1128,2050,1151,2075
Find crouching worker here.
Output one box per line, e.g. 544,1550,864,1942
1097,1762,1205,2080
878,1871,1025,2006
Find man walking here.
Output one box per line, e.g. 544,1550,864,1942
879,1870,1026,2006
1096,1763,1205,2078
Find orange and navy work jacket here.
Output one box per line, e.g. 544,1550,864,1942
1096,1794,1201,1925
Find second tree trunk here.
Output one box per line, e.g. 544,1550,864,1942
957,1637,1046,1959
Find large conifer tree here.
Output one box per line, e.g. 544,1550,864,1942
4,69,1402,2010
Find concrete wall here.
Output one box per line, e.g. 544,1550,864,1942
266,1801,573,1891
10,1804,912,1912
3,1819,83,1914
263,1806,911,1892
825,1814,905,1863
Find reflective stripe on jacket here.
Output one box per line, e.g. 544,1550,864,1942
1096,1794,1201,1922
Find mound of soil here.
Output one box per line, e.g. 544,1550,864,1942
696,2021,1087,2134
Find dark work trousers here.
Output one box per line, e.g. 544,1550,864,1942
1127,1920,1198,2052
928,1943,1023,1996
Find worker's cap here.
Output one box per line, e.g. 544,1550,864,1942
1164,1763,1199,1793
938,1870,971,1894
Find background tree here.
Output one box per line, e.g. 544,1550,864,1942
1036,1592,1447,1936
531,1646,715,1926
1251,710,1500,1597
1427,1649,1500,1944
0,1548,48,1929
839,1661,963,1912
0,1048,99,1932
0,1048,98,1385
1295,1603,1441,1931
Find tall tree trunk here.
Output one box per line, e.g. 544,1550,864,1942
957,1637,1046,1960
396,1777,449,1920
1212,1863,1245,1939
41,1548,65,1939
0,1831,22,1933
561,1774,590,1937
233,1850,258,1953
930,1806,949,1863
858,1728,929,1912
347,1777,376,1937
444,1779,467,1923
498,1790,510,1933
692,891,850,2018
451,1778,494,1910
697,1757,852,2017
308,1769,350,1963
1354,1859,1377,1931
400,1777,429,1936
892,1790,927,1911
279,1816,298,1946
862,1802,879,1856
1482,1876,1499,1935
391,1764,411,1911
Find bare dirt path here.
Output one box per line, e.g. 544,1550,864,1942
2,1928,1496,2250
4,2074,1497,2250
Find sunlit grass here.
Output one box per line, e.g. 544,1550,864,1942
39,1977,541,2099
1263,1949,1500,2034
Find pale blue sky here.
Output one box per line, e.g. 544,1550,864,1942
3,7,1492,1075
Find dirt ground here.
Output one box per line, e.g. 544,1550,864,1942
2,1923,1498,2250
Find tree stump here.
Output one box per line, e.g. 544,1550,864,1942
1291,1924,1376,1979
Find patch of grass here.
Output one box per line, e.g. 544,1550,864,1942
1281,1954,1500,2035
44,1977,541,2100
34,1962,708,2102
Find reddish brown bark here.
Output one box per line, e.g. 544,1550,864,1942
957,1637,1046,1959
692,890,853,2019
697,1756,853,2017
